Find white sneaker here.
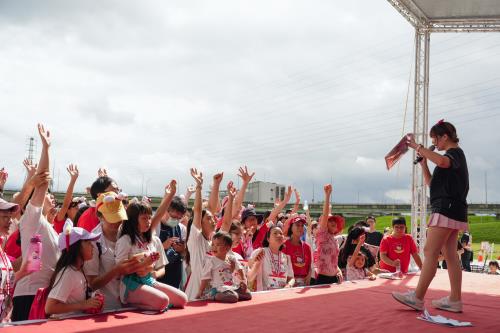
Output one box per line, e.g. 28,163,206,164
431,296,463,313
392,290,424,311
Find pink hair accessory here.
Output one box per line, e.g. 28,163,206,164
437,119,445,125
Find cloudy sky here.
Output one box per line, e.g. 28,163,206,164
1,0,499,204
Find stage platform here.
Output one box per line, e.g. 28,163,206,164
3,270,499,333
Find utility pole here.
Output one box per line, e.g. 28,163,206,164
312,182,315,203
25,136,36,181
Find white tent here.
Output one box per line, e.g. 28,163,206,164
386,0,500,257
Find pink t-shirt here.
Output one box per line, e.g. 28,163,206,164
315,227,339,276
345,256,368,281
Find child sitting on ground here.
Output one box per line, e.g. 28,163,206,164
197,232,252,303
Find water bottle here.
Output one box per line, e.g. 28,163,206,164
303,200,309,211
395,260,402,278
26,234,42,272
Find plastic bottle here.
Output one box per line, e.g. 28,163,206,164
478,250,484,262
303,200,309,211
26,234,42,272
394,260,403,278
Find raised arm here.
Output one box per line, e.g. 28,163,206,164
268,186,293,223
55,164,79,221
31,124,51,208
190,168,204,230
291,189,301,214
406,133,451,169
12,159,38,211
319,184,332,230
233,166,255,218
151,180,177,232
348,234,365,267
0,168,7,198
207,172,223,214
183,185,195,205
220,181,236,233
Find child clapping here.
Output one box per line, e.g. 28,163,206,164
197,232,252,303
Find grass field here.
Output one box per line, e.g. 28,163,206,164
341,215,500,260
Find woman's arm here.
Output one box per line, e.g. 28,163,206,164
45,297,101,315
291,189,301,214
267,186,293,223
220,181,236,233
407,135,451,169
233,166,255,218
319,184,332,230
30,124,51,208
207,172,223,214
190,168,204,230
151,180,177,232
55,164,79,222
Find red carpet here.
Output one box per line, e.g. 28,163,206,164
3,270,500,333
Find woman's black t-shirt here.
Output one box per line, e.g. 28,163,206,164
429,147,469,222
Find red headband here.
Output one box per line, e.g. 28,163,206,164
437,119,445,125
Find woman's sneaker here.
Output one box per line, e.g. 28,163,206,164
431,296,463,313
392,290,424,311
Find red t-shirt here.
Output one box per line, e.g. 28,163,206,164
77,207,99,232
379,234,418,273
282,239,312,278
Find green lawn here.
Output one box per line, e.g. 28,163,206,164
341,215,500,260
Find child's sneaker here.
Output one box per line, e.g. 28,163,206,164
392,290,424,311
431,296,463,313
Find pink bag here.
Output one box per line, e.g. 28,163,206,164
28,287,50,320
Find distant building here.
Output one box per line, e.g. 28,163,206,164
244,181,286,204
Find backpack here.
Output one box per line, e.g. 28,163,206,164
28,287,50,320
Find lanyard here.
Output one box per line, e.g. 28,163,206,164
267,248,282,276
0,249,12,296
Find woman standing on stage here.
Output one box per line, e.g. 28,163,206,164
393,120,469,313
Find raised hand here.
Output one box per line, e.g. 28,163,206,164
186,185,196,196
405,133,417,149
324,184,332,196
190,168,203,187
237,166,255,183
0,168,7,188
97,168,108,178
29,172,51,188
284,186,293,203
37,123,51,147
294,188,301,202
23,159,38,179
165,179,177,196
213,172,224,185
227,181,237,199
358,233,366,245
67,164,79,181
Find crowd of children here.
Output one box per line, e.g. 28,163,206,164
0,124,497,324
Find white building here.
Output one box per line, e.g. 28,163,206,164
244,181,286,204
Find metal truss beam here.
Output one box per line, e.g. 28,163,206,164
411,28,430,259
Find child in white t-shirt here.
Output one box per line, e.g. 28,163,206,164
197,232,252,302
45,222,104,318
116,201,188,311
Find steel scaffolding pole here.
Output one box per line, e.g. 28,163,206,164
411,28,430,259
